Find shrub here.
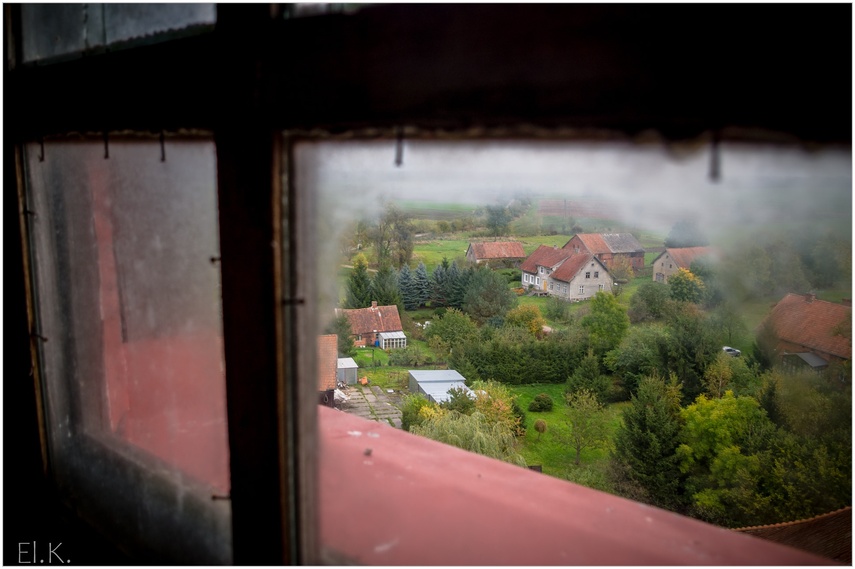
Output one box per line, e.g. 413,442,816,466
534,419,547,440
400,393,433,432
528,392,554,412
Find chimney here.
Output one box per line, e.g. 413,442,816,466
371,301,378,308
805,293,816,303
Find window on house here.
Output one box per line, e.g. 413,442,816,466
594,271,599,278
579,285,585,295
536,277,540,285
599,284,605,291
585,272,591,279
563,285,567,294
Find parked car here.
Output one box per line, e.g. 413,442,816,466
722,346,741,357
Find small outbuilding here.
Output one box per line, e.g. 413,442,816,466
408,369,472,405
337,357,359,385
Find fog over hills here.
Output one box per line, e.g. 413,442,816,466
299,139,850,242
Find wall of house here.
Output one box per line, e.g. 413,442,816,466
653,254,678,282
548,270,612,301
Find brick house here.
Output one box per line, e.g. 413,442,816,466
563,233,645,272
652,247,716,283
335,301,407,349
760,293,851,379
465,241,526,266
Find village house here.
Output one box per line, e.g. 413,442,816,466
760,293,851,379
652,246,716,283
520,245,612,301
465,241,526,266
548,253,613,301
317,334,338,407
335,301,407,350
521,245,575,292
563,233,645,273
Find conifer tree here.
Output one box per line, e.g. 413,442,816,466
612,374,684,511
431,259,449,307
370,263,402,310
398,264,417,310
414,262,431,308
345,253,372,308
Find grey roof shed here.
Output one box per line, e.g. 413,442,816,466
408,369,472,405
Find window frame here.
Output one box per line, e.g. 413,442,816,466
7,3,851,565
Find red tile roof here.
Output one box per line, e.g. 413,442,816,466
335,303,404,336
762,293,851,359
468,241,526,260
520,245,573,273
551,253,597,283
734,507,851,563
572,233,610,254
317,334,338,392
658,247,716,269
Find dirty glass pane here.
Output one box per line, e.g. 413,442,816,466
24,138,231,564
103,3,216,45
20,4,215,64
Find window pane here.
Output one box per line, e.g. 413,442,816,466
25,138,231,563
21,3,216,64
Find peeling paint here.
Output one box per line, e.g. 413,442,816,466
347,430,362,437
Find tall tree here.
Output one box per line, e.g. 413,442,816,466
398,263,418,310
604,323,671,397
327,314,356,357
677,391,776,527
462,267,518,325
413,262,431,308
485,204,512,236
567,348,610,403
612,374,684,511
370,203,415,269
628,281,670,323
563,389,610,466
431,258,450,307
370,263,402,309
446,262,467,308
581,291,630,355
345,253,372,308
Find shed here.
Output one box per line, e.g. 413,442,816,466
337,357,359,385
408,369,472,405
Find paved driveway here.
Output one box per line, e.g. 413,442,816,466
338,385,403,429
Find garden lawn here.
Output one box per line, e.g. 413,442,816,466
511,383,628,493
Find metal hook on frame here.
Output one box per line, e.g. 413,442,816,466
103,131,110,159
709,130,721,182
160,130,166,162
38,138,45,162
394,126,404,167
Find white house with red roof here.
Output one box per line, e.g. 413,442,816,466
520,245,612,301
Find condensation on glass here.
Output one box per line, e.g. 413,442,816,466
20,3,216,64
24,138,231,564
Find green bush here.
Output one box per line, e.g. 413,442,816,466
528,392,554,412
400,393,432,432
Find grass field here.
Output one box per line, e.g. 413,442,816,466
512,383,628,491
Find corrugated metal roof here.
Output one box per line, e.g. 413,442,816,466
790,352,829,368
337,357,358,370
409,369,466,382
409,369,470,404
379,331,406,340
